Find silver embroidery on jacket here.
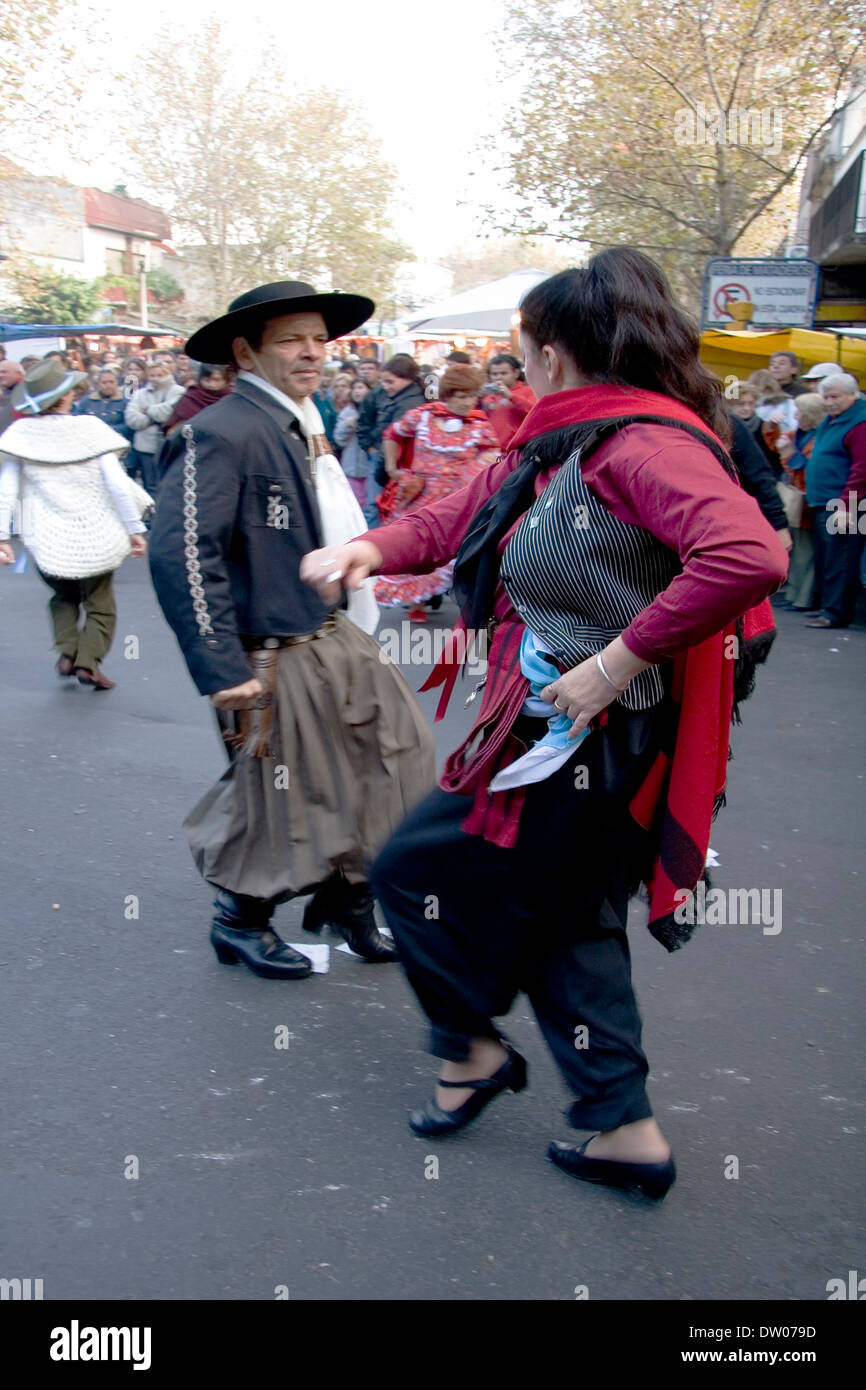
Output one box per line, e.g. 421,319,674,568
181,425,214,637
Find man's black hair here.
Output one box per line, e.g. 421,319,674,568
230,314,267,366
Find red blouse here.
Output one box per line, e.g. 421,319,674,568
365,416,788,843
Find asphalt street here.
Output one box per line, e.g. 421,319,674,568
1,555,864,1301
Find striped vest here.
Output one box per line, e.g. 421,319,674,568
499,418,731,711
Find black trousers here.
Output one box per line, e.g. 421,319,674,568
371,705,668,1132
811,510,864,625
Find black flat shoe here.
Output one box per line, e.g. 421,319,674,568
303,879,397,962
548,1138,676,1199
409,1045,527,1138
210,922,313,979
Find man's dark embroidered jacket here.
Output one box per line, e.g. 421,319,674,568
148,377,332,696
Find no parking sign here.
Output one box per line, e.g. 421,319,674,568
701,258,819,330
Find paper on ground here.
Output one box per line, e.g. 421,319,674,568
287,943,330,973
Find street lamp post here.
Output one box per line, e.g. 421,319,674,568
137,258,148,330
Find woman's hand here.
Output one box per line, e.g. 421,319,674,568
210,678,263,710
539,637,650,739
129,534,147,558
540,657,623,739
777,526,793,553
300,539,383,603
0,542,14,565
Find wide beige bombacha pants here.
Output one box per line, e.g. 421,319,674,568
185,612,437,903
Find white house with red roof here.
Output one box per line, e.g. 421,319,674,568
0,159,174,286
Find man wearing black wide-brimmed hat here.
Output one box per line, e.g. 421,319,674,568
148,282,435,979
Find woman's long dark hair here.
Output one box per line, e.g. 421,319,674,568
519,247,731,444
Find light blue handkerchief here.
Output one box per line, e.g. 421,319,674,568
488,629,589,792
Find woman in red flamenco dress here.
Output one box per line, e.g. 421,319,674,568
374,364,499,619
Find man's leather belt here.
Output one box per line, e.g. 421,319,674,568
241,614,339,651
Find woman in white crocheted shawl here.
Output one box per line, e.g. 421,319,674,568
0,358,152,689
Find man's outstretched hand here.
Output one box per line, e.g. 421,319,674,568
210,678,264,710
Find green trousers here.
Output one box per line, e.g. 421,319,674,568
37,568,117,672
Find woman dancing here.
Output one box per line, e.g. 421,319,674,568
301,249,787,1200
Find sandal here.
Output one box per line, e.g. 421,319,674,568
409,1045,527,1138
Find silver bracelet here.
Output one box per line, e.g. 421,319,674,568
596,651,627,693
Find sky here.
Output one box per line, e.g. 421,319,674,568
42,0,527,300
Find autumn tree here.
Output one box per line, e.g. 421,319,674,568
492,0,866,305
0,1,64,119
0,2,109,165
122,20,410,324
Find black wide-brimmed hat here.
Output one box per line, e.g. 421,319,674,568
185,281,375,364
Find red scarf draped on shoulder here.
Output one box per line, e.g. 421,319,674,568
422,384,776,952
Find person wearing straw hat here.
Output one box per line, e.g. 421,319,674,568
0,359,152,688
147,281,435,980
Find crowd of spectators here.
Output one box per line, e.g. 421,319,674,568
1,337,863,626
311,348,537,525
729,352,866,628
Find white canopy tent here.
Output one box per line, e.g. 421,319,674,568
405,269,550,336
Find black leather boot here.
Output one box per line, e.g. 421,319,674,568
302,877,397,962
210,890,313,979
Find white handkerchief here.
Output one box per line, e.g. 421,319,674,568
489,741,580,792
313,452,379,635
